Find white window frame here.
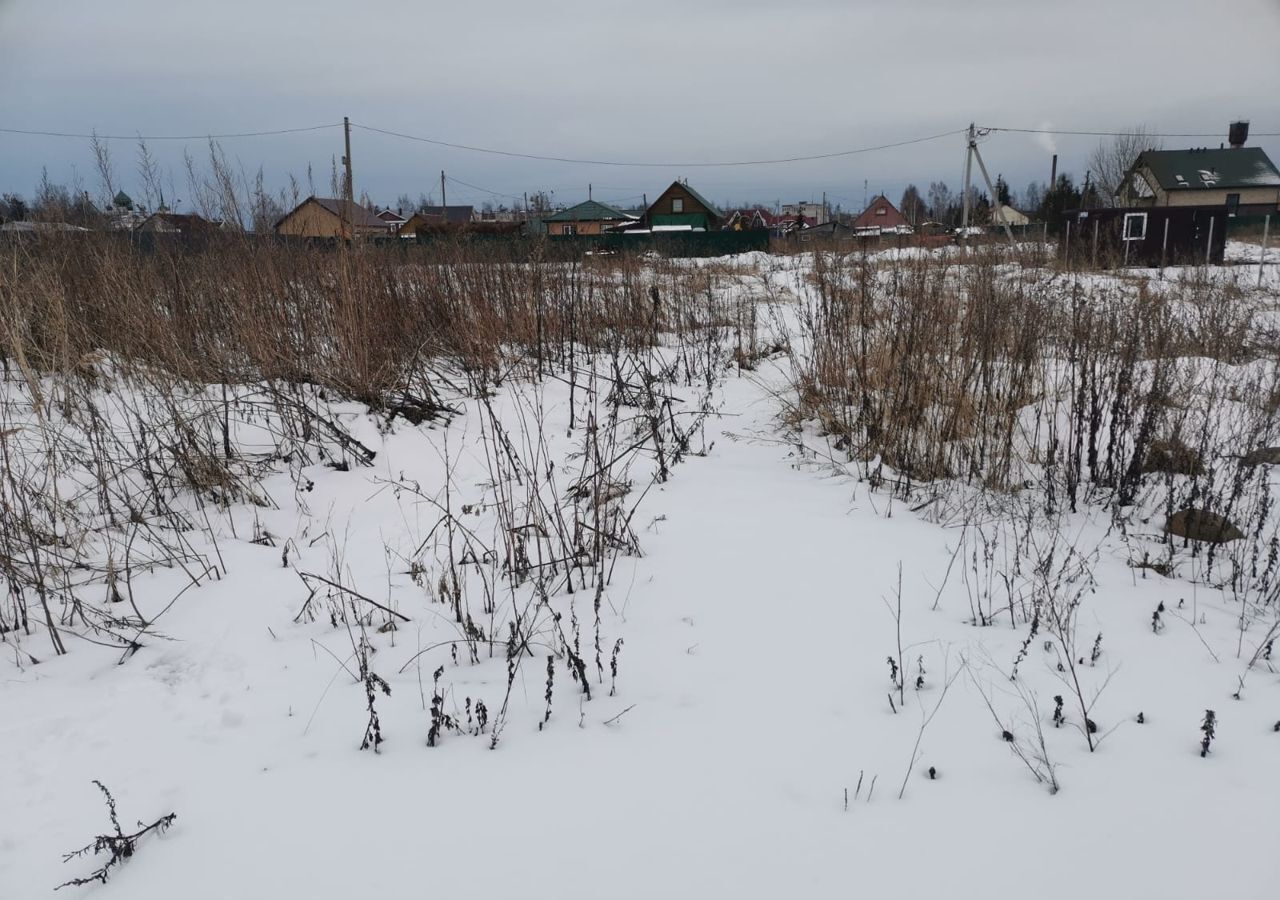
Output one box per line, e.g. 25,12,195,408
1122,212,1147,242
562,224,576,235
671,197,684,213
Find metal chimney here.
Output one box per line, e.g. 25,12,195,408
1229,121,1249,149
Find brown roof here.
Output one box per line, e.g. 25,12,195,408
417,205,475,225
309,197,386,229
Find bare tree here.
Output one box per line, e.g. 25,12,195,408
249,166,286,233
183,148,217,220
1088,125,1162,206
136,139,165,213
32,168,72,222
1022,181,1045,213
926,181,953,224
899,184,925,226
207,139,245,228
90,130,117,205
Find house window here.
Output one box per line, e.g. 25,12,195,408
1123,212,1147,241
1226,193,1240,216
672,198,684,213
562,224,576,235
876,207,886,216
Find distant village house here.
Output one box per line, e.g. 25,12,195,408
275,196,386,239
399,206,476,236
723,207,780,231
542,200,636,236
640,181,724,231
374,207,408,233
852,195,909,232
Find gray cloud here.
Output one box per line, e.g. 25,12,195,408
2,0,1278,210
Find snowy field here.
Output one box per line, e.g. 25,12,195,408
3,242,1279,899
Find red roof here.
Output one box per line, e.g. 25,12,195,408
852,195,907,229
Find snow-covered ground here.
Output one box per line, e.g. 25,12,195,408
3,246,1280,899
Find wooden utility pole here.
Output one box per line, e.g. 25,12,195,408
342,116,354,239
440,171,447,213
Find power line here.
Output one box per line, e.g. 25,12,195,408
444,175,523,202
984,125,1280,138
446,176,643,208
352,122,966,168
0,123,341,141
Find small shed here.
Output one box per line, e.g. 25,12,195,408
795,221,855,242
991,204,1031,227
1059,206,1227,268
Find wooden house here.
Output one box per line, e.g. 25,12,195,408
374,208,408,232
399,206,476,236
274,197,386,239
542,200,635,236
640,181,724,231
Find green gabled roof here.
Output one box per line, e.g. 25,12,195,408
543,199,633,222
1134,147,1280,191
675,182,723,219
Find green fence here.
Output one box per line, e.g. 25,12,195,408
416,228,770,259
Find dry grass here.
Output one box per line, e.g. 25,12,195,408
0,232,754,667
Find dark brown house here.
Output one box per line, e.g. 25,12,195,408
1060,206,1227,268
399,206,476,236
640,181,724,231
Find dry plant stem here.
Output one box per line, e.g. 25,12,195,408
897,651,962,799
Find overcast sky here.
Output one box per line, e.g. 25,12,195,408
2,0,1278,212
